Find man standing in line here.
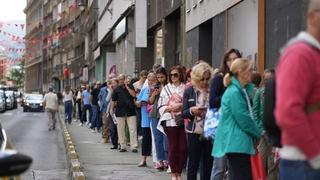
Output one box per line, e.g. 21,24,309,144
99,79,112,143
80,85,91,126
110,74,138,152
90,82,102,132
276,0,320,179
43,87,58,131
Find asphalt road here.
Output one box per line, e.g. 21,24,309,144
0,107,68,180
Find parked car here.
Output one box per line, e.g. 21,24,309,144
5,91,17,109
0,123,32,179
5,91,14,110
0,90,5,113
23,94,44,112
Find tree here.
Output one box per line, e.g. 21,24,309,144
6,61,25,88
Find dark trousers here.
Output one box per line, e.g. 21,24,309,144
90,105,102,130
76,100,82,120
109,113,118,148
187,133,213,180
226,153,252,180
136,107,142,136
81,104,92,124
64,100,73,124
166,126,188,174
141,127,152,156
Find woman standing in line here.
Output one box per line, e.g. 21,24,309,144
212,58,262,180
158,66,187,180
149,67,169,170
182,62,214,180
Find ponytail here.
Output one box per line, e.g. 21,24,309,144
223,73,232,87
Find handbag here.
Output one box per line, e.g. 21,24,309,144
203,108,220,139
251,151,267,180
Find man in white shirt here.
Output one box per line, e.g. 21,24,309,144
43,87,58,131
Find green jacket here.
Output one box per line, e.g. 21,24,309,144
253,87,265,130
212,78,262,157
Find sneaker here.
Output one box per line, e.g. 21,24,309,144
119,149,127,152
91,129,96,133
166,166,171,174
79,123,83,127
110,146,118,150
132,149,138,153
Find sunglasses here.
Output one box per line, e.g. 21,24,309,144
170,73,179,78
201,77,210,81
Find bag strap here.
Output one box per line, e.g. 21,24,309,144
305,102,320,114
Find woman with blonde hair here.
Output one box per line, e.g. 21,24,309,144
182,62,214,180
212,58,262,180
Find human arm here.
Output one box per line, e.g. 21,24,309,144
125,84,136,98
252,89,263,130
209,75,224,109
229,90,262,139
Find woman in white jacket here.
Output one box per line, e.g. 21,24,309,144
158,66,187,180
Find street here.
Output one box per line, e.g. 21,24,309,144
0,107,68,180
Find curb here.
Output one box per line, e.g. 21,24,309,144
60,117,85,180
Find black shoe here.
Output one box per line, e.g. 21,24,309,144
132,149,138,153
137,161,147,167
52,127,56,130
110,146,118,150
48,128,52,131
119,149,127,152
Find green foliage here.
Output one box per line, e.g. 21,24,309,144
6,62,25,88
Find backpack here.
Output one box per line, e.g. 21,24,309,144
263,76,282,147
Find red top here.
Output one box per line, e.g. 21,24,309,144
276,41,320,159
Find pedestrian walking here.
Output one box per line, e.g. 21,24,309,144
110,74,138,153
209,48,241,180
275,1,320,179
212,58,262,180
63,86,74,124
182,62,214,180
43,87,58,131
158,66,187,180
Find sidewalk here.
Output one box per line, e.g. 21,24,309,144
67,120,172,180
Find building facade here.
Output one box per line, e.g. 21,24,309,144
24,0,43,92
25,0,97,92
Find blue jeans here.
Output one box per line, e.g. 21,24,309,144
64,100,73,124
211,156,228,180
150,117,168,161
280,159,320,180
90,105,102,130
81,104,91,124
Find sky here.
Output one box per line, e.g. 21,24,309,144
0,0,26,22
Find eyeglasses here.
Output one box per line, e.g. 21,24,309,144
170,73,179,78
201,77,210,81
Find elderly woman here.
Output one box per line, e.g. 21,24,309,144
182,62,214,180
212,58,262,180
158,66,186,180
